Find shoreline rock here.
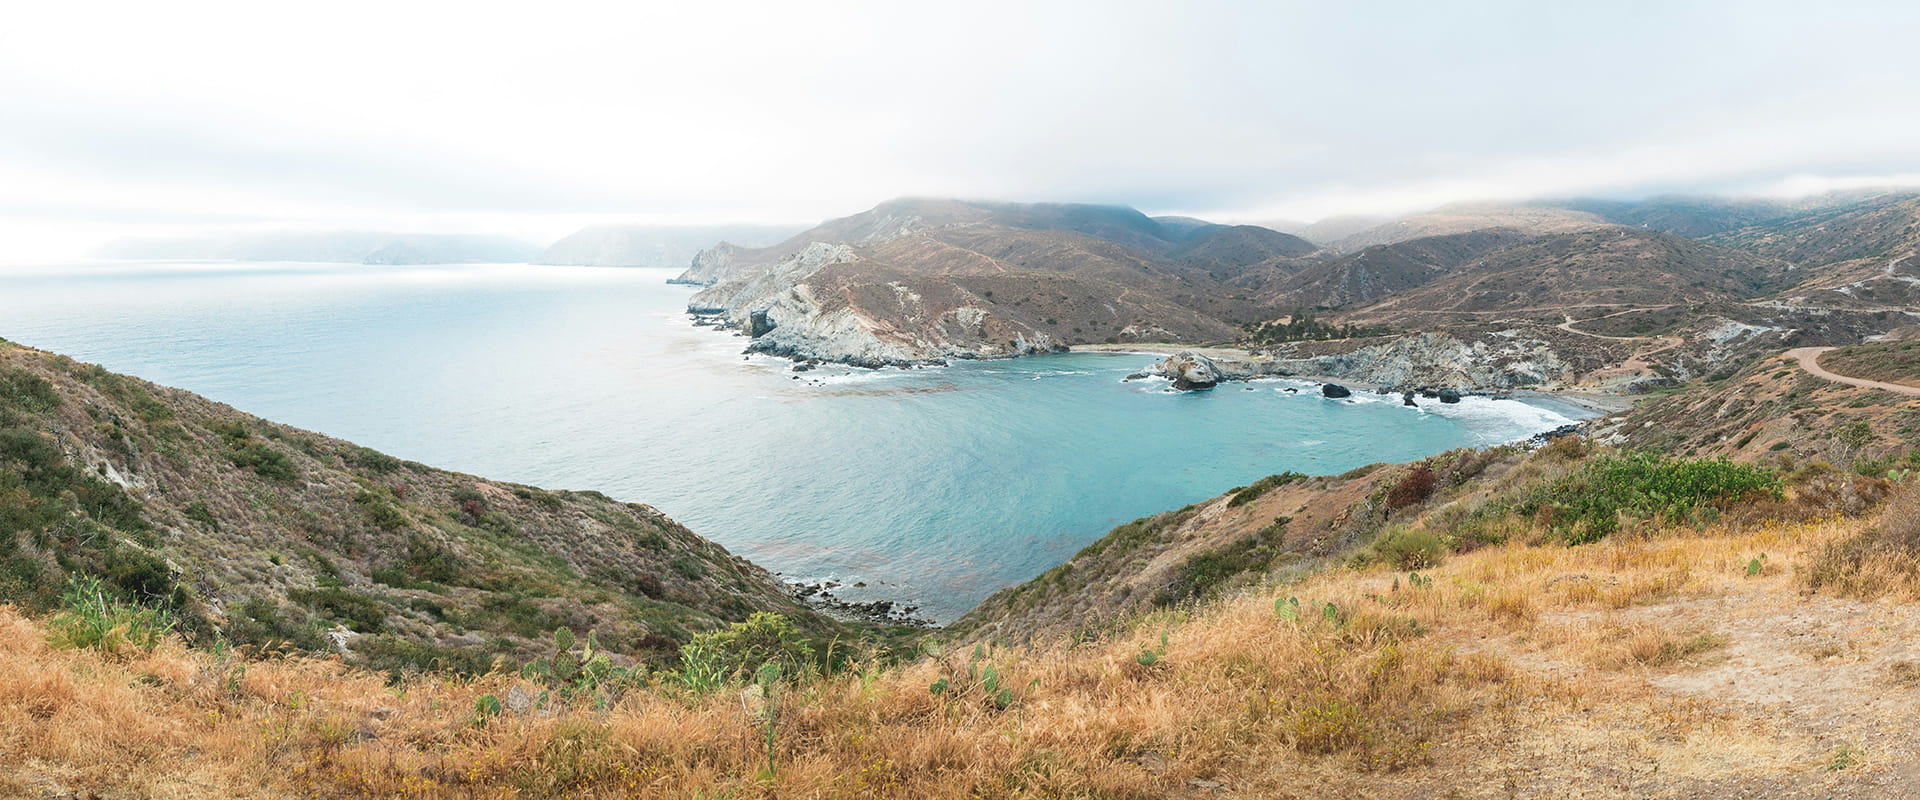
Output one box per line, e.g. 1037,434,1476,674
786,580,934,628
1162,351,1226,390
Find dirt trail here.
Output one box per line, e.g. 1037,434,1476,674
1438,567,1920,798
1789,346,1920,398
1555,312,1685,385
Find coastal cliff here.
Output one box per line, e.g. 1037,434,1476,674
675,198,1292,366
1146,331,1584,391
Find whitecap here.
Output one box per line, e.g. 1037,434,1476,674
1414,396,1585,444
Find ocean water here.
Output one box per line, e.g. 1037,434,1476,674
0,261,1588,621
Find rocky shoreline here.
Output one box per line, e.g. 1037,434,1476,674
690,308,1070,370
785,579,936,628
1142,349,1472,397
692,307,1640,416
1136,330,1582,391
1137,349,1638,415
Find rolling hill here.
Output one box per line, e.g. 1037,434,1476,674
678,198,1314,365
0,340,836,675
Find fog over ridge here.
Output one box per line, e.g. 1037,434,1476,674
2,0,1917,260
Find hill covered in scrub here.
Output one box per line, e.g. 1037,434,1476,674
11,437,1920,797
677,197,1314,366
665,192,1920,394
0,339,839,676
962,344,1920,645
9,330,1920,795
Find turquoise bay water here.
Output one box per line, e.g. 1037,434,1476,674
0,262,1586,620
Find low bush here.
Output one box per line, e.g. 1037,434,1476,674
1228,472,1307,507
226,596,327,653
1514,452,1782,544
356,634,501,680
676,612,817,689
353,490,407,531
0,366,59,414
1385,465,1436,511
228,441,298,483
1373,526,1444,570
1154,517,1289,607
289,586,389,633
46,574,175,656
0,427,149,533
342,445,402,474
1805,482,1920,599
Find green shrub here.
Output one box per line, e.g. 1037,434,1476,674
513,487,565,510
1154,517,1289,607
183,501,220,530
228,441,298,482
1515,452,1783,544
1072,507,1196,560
669,554,707,580
289,586,389,633
353,490,407,531
372,535,462,588
342,446,401,474
0,367,59,413
1229,472,1307,507
0,427,149,533
226,597,327,653
677,613,816,688
103,547,181,606
1374,527,1444,569
357,635,500,680
1837,419,1875,450
46,574,175,655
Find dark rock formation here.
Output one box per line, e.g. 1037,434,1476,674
1438,388,1462,404
747,309,777,338
1322,383,1352,398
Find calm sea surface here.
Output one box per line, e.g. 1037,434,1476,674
0,262,1588,620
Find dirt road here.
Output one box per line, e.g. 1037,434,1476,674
1788,346,1920,398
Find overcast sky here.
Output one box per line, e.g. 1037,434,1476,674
3,0,1917,259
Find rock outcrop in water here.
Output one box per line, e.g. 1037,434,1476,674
1321,383,1352,398
747,309,777,338
1162,351,1225,390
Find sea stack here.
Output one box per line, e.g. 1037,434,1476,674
1162,351,1224,391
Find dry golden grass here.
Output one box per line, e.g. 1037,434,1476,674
1804,483,1920,600
3,510,1909,798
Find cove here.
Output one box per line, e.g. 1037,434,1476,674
0,261,1587,620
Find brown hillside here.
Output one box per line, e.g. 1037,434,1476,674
0,340,833,675
1361,228,1792,315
